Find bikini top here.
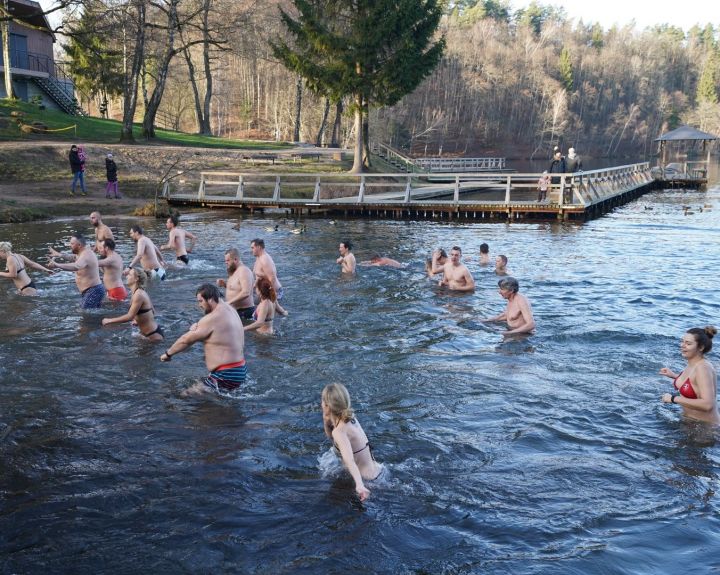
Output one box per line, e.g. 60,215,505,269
13,255,25,274
674,375,698,399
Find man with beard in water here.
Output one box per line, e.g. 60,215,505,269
90,211,114,253
160,284,246,396
216,248,255,320
48,233,105,308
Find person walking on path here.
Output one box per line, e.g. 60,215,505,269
69,144,86,196
105,153,121,199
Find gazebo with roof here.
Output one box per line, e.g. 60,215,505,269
655,125,718,178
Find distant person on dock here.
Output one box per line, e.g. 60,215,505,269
495,254,510,276
336,241,356,274
90,211,114,252
48,233,105,309
161,214,197,265
127,225,166,280
482,277,536,336
217,248,255,320
537,171,550,203
102,268,164,341
362,254,403,268
105,153,121,199
439,246,475,292
565,147,582,173
0,241,53,296
251,238,287,316
660,326,719,424
161,283,247,396
479,243,491,266
97,238,127,302
244,277,276,336
426,248,447,278
69,144,86,196
322,383,383,502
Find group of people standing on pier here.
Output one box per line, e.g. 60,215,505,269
1,207,718,501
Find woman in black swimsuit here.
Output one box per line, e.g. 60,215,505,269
102,268,164,342
0,241,53,296
321,383,383,501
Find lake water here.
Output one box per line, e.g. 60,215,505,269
1,173,720,573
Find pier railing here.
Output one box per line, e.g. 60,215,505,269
165,163,652,209
371,142,506,173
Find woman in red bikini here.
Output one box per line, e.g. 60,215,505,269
660,326,719,424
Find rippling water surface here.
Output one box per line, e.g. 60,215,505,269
2,180,720,573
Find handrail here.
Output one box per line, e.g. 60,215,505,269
171,163,652,209
371,142,506,173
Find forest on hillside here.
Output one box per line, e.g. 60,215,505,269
55,0,720,158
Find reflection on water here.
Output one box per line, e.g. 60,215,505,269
1,184,720,573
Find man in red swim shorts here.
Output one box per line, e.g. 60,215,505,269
98,238,127,301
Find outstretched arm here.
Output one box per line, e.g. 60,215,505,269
22,255,53,274
102,295,143,326
160,321,211,361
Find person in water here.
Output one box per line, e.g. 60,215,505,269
218,248,255,320
660,326,720,424
161,283,246,395
161,213,197,265
244,277,276,335
0,241,53,296
439,246,475,292
482,277,536,335
48,233,106,309
426,248,447,278
322,383,383,502
101,268,164,341
336,240,356,274
362,254,403,268
479,243,491,266
495,254,510,276
97,238,127,302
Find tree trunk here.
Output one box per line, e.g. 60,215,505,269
293,76,302,142
362,97,371,169
120,0,146,142
200,0,213,135
1,8,13,99
183,47,205,134
142,0,180,140
330,100,343,147
350,94,364,173
315,98,330,146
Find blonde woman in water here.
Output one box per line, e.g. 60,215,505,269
0,241,53,295
321,383,383,501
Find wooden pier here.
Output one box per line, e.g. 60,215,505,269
164,162,704,222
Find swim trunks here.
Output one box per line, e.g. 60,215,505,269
81,283,106,309
148,267,166,281
177,255,189,265
107,285,128,302
237,306,255,320
143,324,164,338
202,360,247,392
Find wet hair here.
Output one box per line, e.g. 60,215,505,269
687,326,717,354
370,254,382,262
256,277,277,302
196,283,221,303
130,225,144,235
103,238,116,251
0,241,11,253
72,233,87,246
498,276,519,293
132,268,148,290
225,247,240,259
438,249,447,258
497,254,508,265
341,240,352,251
168,213,179,227
251,238,265,249
322,383,354,423
451,245,462,254
480,243,489,254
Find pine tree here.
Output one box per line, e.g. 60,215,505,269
559,46,574,92
696,52,718,105
272,0,445,173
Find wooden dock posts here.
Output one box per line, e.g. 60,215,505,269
164,162,704,222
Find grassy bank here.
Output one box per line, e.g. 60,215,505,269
0,99,291,150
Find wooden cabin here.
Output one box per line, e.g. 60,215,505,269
0,0,79,114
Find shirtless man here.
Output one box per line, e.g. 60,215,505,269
439,246,475,292
482,277,536,335
251,238,287,315
217,248,255,320
426,248,448,278
98,238,127,301
0,241,53,296
336,240,356,274
363,254,403,268
127,225,166,280
90,211,114,253
48,233,105,308
160,283,246,396
479,243,491,266
161,214,197,265
495,254,510,276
